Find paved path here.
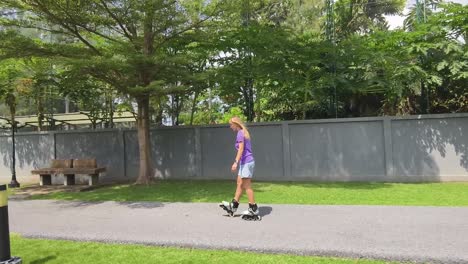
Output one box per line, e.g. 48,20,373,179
8,200,468,263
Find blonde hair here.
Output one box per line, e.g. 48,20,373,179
229,116,251,140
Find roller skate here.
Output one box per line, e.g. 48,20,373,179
241,203,261,221
219,199,239,216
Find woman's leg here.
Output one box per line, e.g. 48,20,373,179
242,178,255,204
234,175,243,202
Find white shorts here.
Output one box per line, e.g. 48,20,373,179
239,161,255,179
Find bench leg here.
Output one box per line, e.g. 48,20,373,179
40,174,51,186
88,174,99,186
64,174,75,186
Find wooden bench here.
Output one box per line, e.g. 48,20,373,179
31,159,106,186
31,159,72,186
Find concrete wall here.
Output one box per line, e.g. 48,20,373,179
391,116,468,181
1,113,467,184
200,124,284,181
55,130,126,184
288,120,386,181
125,128,198,180
0,133,54,183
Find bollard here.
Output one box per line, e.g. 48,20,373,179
0,185,21,264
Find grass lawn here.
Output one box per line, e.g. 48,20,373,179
24,180,468,206
11,234,401,264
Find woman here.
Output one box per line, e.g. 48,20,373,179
219,116,260,221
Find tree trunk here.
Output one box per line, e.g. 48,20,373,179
134,6,155,184
36,88,44,131
106,90,114,128
302,91,307,120
154,96,164,126
190,91,199,125
135,96,153,184
420,82,429,114
171,94,180,126
172,94,183,126
241,78,255,122
255,86,262,122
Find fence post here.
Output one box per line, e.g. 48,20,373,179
194,127,203,178
118,130,127,179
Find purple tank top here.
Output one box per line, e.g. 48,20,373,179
235,130,254,165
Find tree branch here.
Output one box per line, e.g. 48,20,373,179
1,20,76,38
28,0,102,55
155,3,224,50
51,1,124,45
98,0,134,41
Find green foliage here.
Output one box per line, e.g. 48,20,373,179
0,0,466,125
0,59,27,119
334,0,405,37
218,106,245,124
11,234,392,264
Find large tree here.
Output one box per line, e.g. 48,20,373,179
0,0,226,184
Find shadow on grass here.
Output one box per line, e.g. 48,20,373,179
27,180,393,197
25,180,240,205
25,180,440,204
